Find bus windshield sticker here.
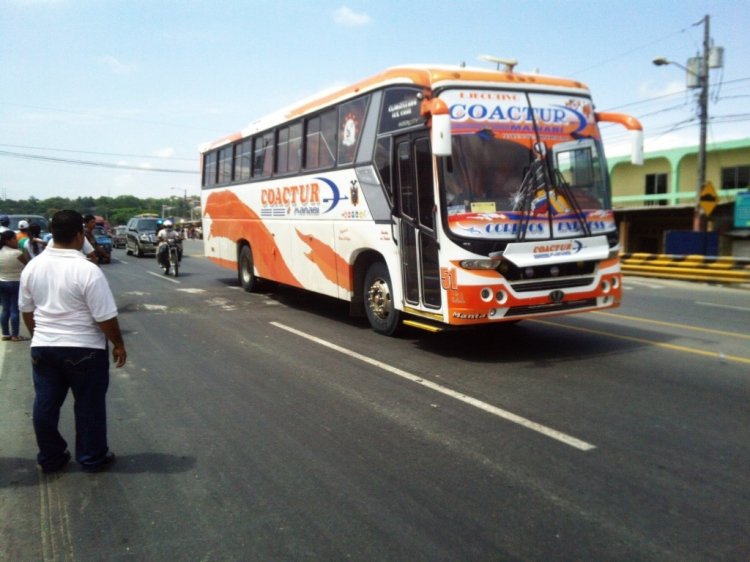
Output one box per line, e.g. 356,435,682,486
441,90,600,145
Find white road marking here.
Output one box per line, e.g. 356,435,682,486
143,304,168,311
176,288,206,294
271,321,596,451
146,271,180,284
696,301,750,313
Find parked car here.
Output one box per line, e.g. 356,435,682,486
5,214,49,238
125,214,160,257
112,225,128,248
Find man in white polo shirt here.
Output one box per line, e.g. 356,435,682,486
19,210,127,473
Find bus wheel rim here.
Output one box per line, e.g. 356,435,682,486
367,278,391,320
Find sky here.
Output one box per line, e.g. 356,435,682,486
1,0,749,201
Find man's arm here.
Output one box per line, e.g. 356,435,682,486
96,317,127,367
22,311,35,337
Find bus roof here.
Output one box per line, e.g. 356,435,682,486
201,64,591,153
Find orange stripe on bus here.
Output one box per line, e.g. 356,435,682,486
204,191,302,288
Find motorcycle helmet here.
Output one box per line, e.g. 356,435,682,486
163,219,173,227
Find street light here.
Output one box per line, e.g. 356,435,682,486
652,15,715,231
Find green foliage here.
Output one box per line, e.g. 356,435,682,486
0,194,200,227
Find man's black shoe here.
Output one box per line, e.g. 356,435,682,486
81,452,116,473
41,450,71,474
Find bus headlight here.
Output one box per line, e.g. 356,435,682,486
460,259,501,270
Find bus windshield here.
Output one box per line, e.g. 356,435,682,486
440,89,612,239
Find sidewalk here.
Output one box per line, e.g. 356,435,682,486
620,252,750,287
0,340,46,560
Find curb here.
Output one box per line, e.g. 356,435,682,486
620,253,750,284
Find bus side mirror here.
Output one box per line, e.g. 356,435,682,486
594,111,644,166
630,129,644,166
431,113,452,157
422,97,452,157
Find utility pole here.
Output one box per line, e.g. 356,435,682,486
695,14,710,232
654,14,722,233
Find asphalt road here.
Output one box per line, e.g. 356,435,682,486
2,240,748,561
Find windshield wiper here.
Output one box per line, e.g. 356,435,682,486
513,159,591,242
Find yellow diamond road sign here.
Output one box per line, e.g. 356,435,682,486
699,181,718,217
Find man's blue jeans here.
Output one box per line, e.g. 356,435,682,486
0,280,20,338
31,347,110,471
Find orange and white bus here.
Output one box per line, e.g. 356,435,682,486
200,63,643,335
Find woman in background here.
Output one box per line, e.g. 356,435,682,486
0,230,29,341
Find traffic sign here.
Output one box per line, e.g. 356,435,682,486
699,181,718,217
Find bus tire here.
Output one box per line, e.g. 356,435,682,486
364,262,401,336
238,245,259,292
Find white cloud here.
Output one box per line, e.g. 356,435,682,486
332,6,371,27
153,147,176,158
97,55,137,76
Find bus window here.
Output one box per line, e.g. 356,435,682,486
305,117,321,169
553,139,606,209
379,88,424,133
218,145,233,184
203,151,217,187
235,139,251,182
277,122,302,174
374,137,393,201
397,141,417,220
304,110,336,170
338,97,368,165
415,138,435,230
288,122,302,172
253,132,274,178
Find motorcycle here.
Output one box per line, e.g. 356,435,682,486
158,239,180,277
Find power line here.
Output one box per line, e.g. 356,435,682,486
0,150,198,174
600,76,750,112
570,26,691,76
0,143,194,161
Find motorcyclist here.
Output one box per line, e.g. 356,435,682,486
156,219,182,273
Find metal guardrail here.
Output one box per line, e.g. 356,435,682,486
620,253,750,284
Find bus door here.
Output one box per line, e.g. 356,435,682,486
394,134,441,310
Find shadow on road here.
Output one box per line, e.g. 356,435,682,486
0,453,196,487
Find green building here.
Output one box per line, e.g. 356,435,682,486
607,137,750,255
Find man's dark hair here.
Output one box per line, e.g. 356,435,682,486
51,210,84,244
83,214,96,223
0,229,16,247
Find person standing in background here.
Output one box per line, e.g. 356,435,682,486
16,219,30,246
19,210,127,473
22,223,46,259
0,230,29,342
